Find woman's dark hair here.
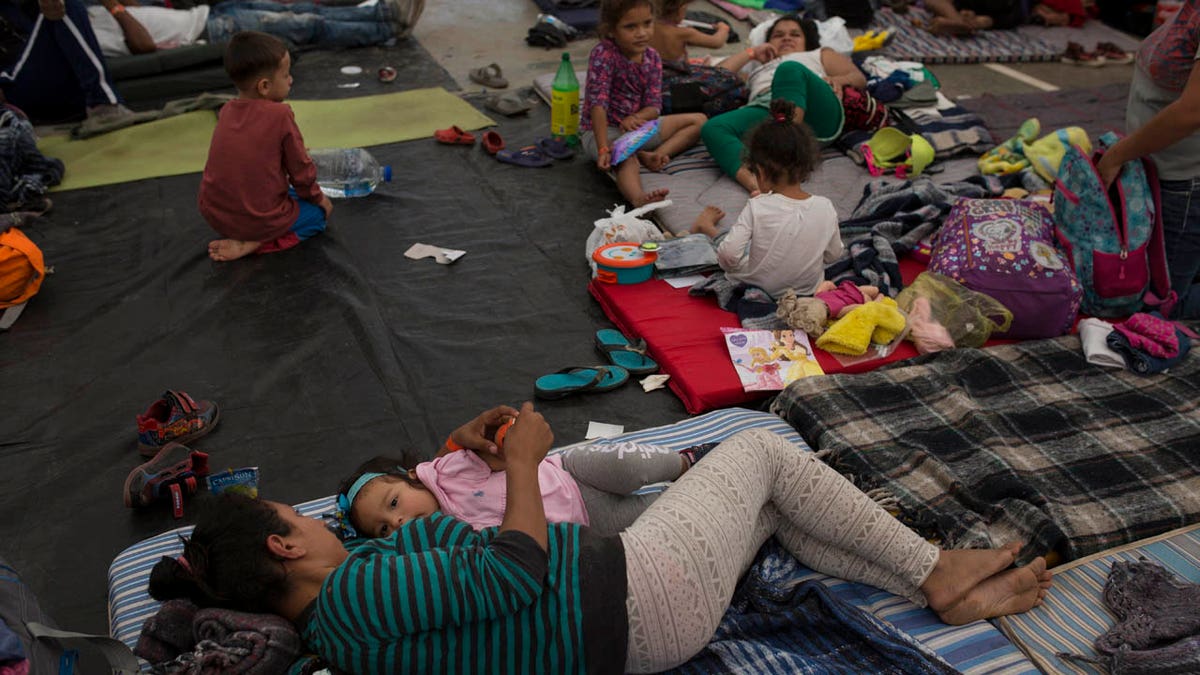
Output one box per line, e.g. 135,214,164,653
336,455,428,533
148,493,291,614
745,99,821,186
223,31,288,88
766,14,820,49
599,0,655,38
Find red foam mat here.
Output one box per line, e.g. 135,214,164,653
589,275,928,414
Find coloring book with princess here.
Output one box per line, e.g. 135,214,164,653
721,327,824,392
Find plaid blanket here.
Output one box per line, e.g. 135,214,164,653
770,336,1200,562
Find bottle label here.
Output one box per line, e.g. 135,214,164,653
550,89,580,139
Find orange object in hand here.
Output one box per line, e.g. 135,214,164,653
493,417,517,450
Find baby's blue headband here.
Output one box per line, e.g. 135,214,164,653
338,472,384,515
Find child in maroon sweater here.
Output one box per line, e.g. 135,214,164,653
199,31,332,261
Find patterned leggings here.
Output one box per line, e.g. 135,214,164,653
619,429,939,673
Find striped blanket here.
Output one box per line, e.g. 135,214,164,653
770,336,1200,563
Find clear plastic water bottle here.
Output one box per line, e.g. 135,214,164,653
309,147,393,198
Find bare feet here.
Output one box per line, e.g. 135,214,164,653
921,543,1019,613
637,150,670,172
631,188,669,208
937,557,1052,625
735,167,759,195
690,205,725,237
927,16,975,37
208,239,262,261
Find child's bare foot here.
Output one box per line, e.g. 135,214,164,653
921,544,1019,613
690,205,725,235
937,557,1051,625
928,16,975,36
208,239,261,261
632,188,669,207
637,150,670,172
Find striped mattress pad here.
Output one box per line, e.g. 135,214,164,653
109,408,1034,673
996,523,1200,674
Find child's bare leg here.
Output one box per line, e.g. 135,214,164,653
641,113,707,171
690,205,725,237
208,239,262,261
615,158,668,207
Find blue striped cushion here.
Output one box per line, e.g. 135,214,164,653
996,523,1200,674
109,408,1034,673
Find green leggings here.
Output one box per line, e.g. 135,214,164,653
701,60,844,178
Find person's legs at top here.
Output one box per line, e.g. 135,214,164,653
0,0,121,122
209,192,326,261
208,0,395,47
922,0,977,34
700,105,767,191
561,442,687,535
1159,177,1200,319
619,428,1049,673
636,112,707,171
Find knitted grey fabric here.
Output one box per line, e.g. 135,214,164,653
1093,559,1200,674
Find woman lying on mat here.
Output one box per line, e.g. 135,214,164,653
700,14,865,194
149,402,1052,675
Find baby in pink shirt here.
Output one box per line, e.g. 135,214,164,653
335,405,714,538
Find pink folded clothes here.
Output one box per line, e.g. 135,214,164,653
1112,313,1180,359
709,0,751,20
817,281,866,318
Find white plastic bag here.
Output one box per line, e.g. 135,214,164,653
585,200,670,272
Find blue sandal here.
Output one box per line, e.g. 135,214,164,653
534,365,629,399
595,329,659,376
496,145,552,168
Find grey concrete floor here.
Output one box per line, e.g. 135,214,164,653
412,0,1136,103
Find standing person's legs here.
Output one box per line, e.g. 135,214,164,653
0,0,120,122
1159,177,1200,319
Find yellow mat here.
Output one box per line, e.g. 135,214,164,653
39,88,495,192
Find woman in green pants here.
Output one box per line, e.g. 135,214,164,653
701,15,866,194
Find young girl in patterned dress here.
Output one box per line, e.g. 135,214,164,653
581,0,707,207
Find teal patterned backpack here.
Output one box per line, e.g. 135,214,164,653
1052,131,1175,318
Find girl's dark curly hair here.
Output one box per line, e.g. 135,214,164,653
745,99,821,186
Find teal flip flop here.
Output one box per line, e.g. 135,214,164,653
534,365,630,400
595,329,659,376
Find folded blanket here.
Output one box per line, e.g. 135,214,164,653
0,109,62,211
136,599,301,675
771,335,1200,561
689,273,786,330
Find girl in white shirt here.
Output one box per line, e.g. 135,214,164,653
693,98,843,298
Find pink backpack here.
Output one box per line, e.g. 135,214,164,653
929,198,1082,339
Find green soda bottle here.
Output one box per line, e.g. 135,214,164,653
550,52,580,146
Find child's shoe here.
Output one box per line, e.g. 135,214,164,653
1095,42,1133,65
136,390,220,457
679,442,719,469
1061,42,1105,67
123,442,210,509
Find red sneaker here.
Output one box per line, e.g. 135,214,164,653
1095,42,1133,65
123,442,210,509
1061,42,1105,67
135,390,220,456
